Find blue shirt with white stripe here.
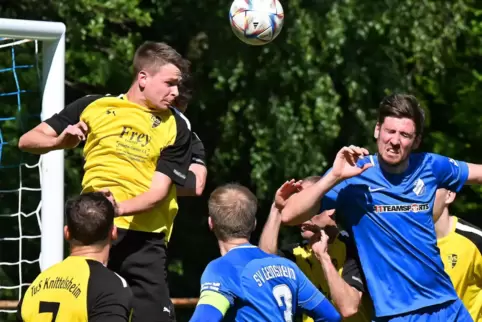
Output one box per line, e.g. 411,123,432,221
321,153,469,317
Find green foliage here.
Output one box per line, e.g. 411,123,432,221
0,0,481,320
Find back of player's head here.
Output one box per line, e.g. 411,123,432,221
208,183,257,241
173,75,193,113
133,41,190,77
65,192,115,246
378,94,425,136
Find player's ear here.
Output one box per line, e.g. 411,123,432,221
110,225,118,241
446,191,456,205
64,225,71,241
208,216,214,232
137,70,149,90
374,123,380,139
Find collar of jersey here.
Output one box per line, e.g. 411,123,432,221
228,243,256,252
373,153,416,178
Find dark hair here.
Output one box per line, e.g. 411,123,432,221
133,41,190,76
378,94,425,136
208,183,257,241
65,192,115,246
173,75,193,113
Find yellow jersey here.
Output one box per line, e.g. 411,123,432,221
17,256,132,322
279,234,373,322
45,95,193,239
437,216,482,322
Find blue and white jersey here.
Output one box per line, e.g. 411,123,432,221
321,153,469,317
199,244,331,321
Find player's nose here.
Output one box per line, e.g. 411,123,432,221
171,85,179,97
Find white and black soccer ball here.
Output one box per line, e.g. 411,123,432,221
229,0,285,46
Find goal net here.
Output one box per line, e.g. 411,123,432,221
0,18,65,319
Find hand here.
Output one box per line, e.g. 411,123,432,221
274,179,303,211
311,230,329,260
331,145,372,180
99,189,121,217
55,121,88,149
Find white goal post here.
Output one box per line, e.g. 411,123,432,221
0,18,66,272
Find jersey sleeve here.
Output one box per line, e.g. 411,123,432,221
44,95,101,135
340,242,366,293
295,264,326,311
191,132,206,166
197,260,235,316
87,261,133,322
429,153,469,192
155,109,193,186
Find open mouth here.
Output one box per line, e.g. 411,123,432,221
300,224,321,233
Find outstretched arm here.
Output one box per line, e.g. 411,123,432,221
18,95,95,154
281,146,372,225
259,180,302,254
312,231,363,318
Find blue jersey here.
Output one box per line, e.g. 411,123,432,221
321,153,469,317
198,244,330,321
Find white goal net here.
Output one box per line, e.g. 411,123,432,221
0,18,66,319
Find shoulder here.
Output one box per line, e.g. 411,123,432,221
202,257,234,279
169,107,191,131
454,218,482,255
69,94,107,108
87,260,130,294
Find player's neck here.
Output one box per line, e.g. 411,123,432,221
434,210,453,239
378,156,409,174
218,238,250,256
70,244,110,266
125,85,148,108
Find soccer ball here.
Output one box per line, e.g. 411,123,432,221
229,0,285,46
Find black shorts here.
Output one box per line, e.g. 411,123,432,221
107,228,176,322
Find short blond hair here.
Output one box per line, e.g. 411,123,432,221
208,183,257,241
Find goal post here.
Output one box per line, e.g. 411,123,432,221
0,18,66,272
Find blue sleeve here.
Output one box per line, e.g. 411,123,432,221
200,261,235,305
295,265,326,311
190,304,223,322
430,154,469,192
305,298,342,322
320,168,347,212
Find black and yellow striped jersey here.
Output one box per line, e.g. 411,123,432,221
45,94,193,239
437,216,482,322
279,233,373,322
17,256,132,322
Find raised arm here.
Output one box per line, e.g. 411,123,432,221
312,231,363,318
281,146,372,226
259,180,302,254
18,95,97,154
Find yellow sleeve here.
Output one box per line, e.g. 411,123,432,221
197,290,231,316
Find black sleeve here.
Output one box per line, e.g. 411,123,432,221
155,109,192,185
87,260,133,322
44,95,102,135
340,238,366,293
191,132,206,166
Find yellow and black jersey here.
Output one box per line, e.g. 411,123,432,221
437,216,482,322
279,233,373,322
45,94,193,238
17,256,132,322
